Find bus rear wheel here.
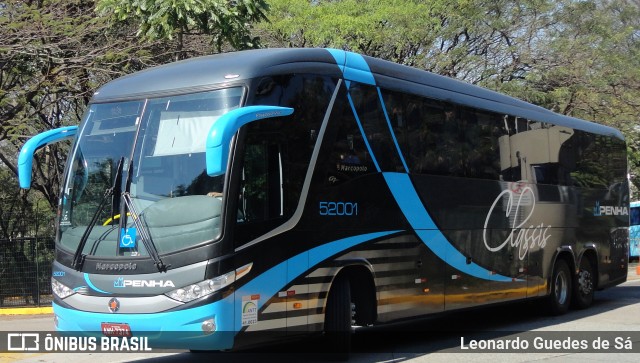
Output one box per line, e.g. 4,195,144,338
547,259,571,315
572,257,594,309
324,275,352,360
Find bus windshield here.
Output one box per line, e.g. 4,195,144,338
58,87,243,257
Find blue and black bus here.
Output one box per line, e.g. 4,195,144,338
19,48,629,353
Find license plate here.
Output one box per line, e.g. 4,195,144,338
101,322,132,337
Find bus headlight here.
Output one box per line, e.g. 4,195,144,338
51,278,75,299
166,263,252,303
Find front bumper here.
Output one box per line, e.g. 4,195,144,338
53,296,235,351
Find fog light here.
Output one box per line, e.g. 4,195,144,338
53,314,59,328
201,318,216,334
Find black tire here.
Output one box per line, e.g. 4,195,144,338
324,276,352,360
572,256,595,309
547,259,572,315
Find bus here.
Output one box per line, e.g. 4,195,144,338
18,48,629,353
631,201,640,260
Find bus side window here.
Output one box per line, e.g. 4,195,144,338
239,140,283,223
322,86,376,186
233,129,291,246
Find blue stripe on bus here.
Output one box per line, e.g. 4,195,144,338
328,50,409,174
326,49,376,85
83,273,111,294
234,230,400,329
383,172,517,282
343,51,376,85
346,91,382,172
377,87,409,173
326,48,346,74
325,48,516,282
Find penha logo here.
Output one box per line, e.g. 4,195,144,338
113,277,175,288
593,201,628,216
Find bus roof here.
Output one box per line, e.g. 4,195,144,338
92,48,623,140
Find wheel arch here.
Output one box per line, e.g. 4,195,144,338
548,246,576,295
326,259,377,326
577,245,599,290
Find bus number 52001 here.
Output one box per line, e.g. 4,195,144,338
319,201,359,216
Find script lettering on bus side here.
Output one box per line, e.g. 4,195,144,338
483,186,551,260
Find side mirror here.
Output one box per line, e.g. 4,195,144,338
18,126,78,189
206,106,294,176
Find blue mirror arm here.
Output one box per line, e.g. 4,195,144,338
206,106,294,176
18,126,78,189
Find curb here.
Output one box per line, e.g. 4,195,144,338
0,307,53,315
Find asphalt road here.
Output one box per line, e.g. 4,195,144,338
2,266,640,363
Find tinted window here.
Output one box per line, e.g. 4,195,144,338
380,89,502,179
322,86,377,186
572,131,627,189
234,74,336,245
347,83,405,172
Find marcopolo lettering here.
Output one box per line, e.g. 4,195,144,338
255,111,283,119
96,262,137,271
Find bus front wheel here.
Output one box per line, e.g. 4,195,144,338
547,259,571,315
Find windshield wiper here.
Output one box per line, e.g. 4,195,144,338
72,156,169,272
72,157,124,270
121,192,169,272
120,158,170,272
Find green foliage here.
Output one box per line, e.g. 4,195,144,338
260,0,438,64
96,0,269,53
0,168,54,239
260,0,555,82
491,0,640,195
0,0,167,211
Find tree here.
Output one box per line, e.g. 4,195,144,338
491,0,640,194
258,0,554,83
96,0,269,59
1,0,271,216
0,0,166,211
0,168,54,240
